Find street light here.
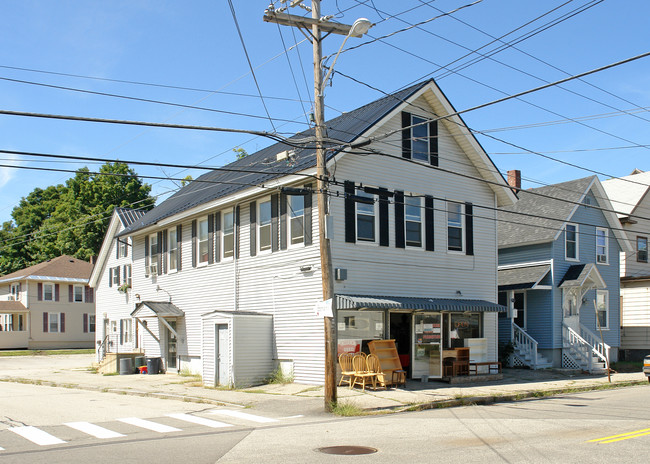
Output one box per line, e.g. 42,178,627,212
321,18,372,93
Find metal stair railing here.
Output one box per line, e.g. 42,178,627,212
512,321,539,369
96,334,109,363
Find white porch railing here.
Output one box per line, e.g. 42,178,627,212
513,321,539,368
562,323,610,372
578,325,610,364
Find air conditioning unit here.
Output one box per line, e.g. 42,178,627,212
148,264,158,276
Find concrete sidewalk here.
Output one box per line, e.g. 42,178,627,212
0,354,647,415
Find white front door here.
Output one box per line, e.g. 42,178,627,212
215,324,229,386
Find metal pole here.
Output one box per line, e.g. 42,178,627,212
312,0,337,411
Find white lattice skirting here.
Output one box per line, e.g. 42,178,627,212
562,352,582,369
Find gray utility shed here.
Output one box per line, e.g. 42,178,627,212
201,310,274,388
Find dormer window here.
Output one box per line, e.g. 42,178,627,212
401,111,438,166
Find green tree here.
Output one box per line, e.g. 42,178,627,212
0,162,155,273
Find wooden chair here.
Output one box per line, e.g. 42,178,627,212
351,354,378,391
338,352,355,387
454,347,470,376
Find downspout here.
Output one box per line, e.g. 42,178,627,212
233,202,243,312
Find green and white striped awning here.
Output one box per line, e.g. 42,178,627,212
336,294,506,312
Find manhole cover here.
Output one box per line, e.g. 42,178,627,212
317,446,378,455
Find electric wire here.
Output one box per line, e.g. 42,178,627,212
228,0,277,132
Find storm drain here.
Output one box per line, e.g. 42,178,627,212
317,446,378,455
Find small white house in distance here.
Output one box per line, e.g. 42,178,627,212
88,207,146,361
104,78,516,387
602,169,650,361
0,255,95,350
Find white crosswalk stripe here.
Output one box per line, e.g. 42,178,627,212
65,422,125,439
208,409,278,423
9,426,66,446
166,413,233,429
117,417,181,433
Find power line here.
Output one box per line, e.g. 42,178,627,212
228,0,277,133
0,75,310,126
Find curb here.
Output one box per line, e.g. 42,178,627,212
378,379,649,414
0,376,244,408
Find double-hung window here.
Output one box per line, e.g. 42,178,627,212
197,217,209,264
596,290,609,329
356,190,376,243
637,236,648,263
10,283,19,300
565,224,578,260
223,211,234,258
124,264,132,286
112,267,120,286
411,115,430,163
596,228,608,264
43,283,54,301
88,314,96,333
289,195,305,246
149,233,159,274
259,200,272,252
118,240,127,258
49,313,61,333
168,228,178,272
73,285,84,302
447,201,464,252
405,196,422,247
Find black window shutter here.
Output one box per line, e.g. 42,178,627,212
176,224,182,271
214,213,221,263
43,312,48,333
425,195,435,251
144,235,150,276
55,284,60,302
429,120,438,167
116,266,120,285
208,213,215,264
60,312,65,333
125,239,128,257
38,283,43,301
191,219,197,267
116,239,119,259
279,193,287,250
379,187,389,247
401,111,412,159
159,229,169,274
465,202,474,256
304,185,312,246
109,268,113,287
83,313,88,333
68,284,73,302
249,202,257,257
86,286,94,303
395,190,405,249
271,194,279,252
344,181,356,243
235,206,240,259
157,231,163,275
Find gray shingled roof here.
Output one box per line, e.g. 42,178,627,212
498,264,551,291
498,176,595,248
120,80,432,236
115,207,147,228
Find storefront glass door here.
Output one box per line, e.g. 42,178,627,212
412,313,441,378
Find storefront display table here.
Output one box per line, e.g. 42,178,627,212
469,361,502,375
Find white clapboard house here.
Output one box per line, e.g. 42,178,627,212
93,79,517,386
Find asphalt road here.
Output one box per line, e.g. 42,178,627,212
1,382,650,463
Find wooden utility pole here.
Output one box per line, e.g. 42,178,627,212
264,0,355,411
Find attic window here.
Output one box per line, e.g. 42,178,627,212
583,197,591,205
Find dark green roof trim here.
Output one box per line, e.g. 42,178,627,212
336,294,506,312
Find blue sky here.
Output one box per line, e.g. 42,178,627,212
0,0,649,224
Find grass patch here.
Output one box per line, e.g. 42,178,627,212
103,372,119,376
329,400,367,416
611,361,643,373
297,386,321,394
265,367,294,385
0,349,94,357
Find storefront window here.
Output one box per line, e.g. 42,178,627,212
448,313,481,348
337,310,384,355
